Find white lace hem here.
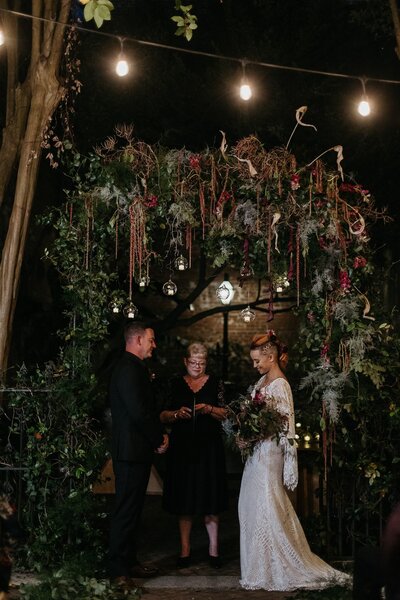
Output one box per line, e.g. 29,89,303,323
240,571,352,591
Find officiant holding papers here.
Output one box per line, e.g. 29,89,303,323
160,343,228,568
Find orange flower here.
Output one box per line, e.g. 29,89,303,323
34,432,43,440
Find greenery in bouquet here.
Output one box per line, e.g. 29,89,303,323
225,385,286,460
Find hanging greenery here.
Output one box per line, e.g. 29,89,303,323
44,125,400,553
3,123,399,571
48,125,390,423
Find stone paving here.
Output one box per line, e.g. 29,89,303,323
8,477,350,599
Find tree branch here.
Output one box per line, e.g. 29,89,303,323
160,297,297,331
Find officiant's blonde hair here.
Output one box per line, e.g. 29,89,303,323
186,342,208,358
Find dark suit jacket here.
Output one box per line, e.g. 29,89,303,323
109,351,164,463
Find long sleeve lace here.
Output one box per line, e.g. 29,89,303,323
268,378,298,491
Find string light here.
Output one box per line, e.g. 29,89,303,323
357,78,371,117
2,6,400,94
239,61,252,101
115,37,129,77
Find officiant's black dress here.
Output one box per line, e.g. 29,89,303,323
162,375,228,515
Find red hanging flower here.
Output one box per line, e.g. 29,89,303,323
290,174,300,190
339,269,351,291
144,195,158,208
353,256,367,269
189,154,201,171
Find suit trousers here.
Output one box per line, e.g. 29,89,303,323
109,460,152,578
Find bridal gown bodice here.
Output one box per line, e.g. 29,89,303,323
238,377,350,591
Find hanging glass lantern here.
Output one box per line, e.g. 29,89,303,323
240,306,256,323
108,300,121,314
163,279,177,296
123,301,138,319
174,254,189,271
137,275,150,290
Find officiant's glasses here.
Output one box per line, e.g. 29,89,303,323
187,359,206,367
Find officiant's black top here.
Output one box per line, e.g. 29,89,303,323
162,375,228,515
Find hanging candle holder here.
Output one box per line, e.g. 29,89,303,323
163,279,177,296
174,254,189,271
137,275,150,290
240,306,256,323
123,301,138,319
108,299,122,314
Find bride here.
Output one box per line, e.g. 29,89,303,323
238,332,350,591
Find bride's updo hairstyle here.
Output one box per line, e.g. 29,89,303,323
250,330,288,368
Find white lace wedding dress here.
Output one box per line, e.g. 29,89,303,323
238,377,350,591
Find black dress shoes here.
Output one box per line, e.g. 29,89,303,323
130,563,159,578
208,555,222,568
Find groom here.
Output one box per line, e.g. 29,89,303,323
109,321,168,588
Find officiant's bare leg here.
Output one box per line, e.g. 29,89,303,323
178,516,192,557
204,514,219,556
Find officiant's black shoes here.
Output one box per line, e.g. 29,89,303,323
208,555,222,569
176,555,191,568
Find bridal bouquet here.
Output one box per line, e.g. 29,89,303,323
224,385,286,460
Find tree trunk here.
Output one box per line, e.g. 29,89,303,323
0,0,71,381
389,0,400,60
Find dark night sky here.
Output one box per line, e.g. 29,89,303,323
73,1,400,226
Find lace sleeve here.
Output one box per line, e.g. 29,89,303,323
269,379,298,491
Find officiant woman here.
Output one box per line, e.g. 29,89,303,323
160,343,228,568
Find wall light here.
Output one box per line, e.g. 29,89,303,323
216,275,235,305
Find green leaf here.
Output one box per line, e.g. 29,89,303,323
98,0,114,9
97,4,111,20
93,10,104,28
83,1,95,22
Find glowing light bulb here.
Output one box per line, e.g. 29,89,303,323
358,99,370,117
116,57,129,77
240,83,252,101
0,30,4,46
